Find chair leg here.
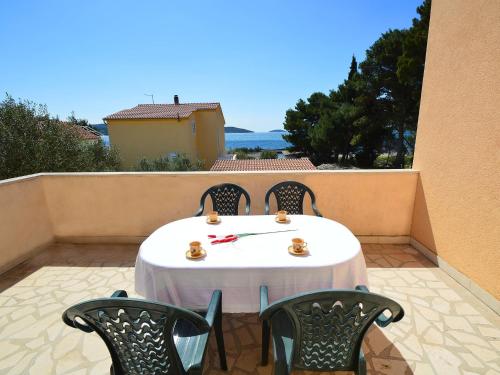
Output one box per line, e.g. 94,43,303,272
274,359,289,375
356,348,367,375
261,320,270,366
214,301,228,370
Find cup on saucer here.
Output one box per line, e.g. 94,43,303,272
276,210,288,223
207,211,219,224
189,241,202,257
291,238,307,253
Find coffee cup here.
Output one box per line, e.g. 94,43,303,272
189,241,202,256
292,238,307,253
208,211,218,223
276,210,287,222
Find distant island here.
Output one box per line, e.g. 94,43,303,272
90,123,108,135
269,129,286,133
224,126,253,133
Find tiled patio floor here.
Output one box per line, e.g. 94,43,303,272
0,243,499,374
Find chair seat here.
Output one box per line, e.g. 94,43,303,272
259,286,405,375
174,319,210,372
62,290,227,375
271,310,294,374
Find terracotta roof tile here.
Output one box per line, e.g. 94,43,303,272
60,123,101,141
73,125,101,141
104,103,220,120
210,158,316,171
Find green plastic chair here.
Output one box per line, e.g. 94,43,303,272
264,181,322,217
63,290,227,375
195,183,251,216
259,285,404,375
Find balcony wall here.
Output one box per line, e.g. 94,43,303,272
0,175,53,273
411,0,500,300
0,170,418,269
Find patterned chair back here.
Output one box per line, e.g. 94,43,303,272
265,181,322,216
196,183,251,216
261,290,404,372
63,298,210,375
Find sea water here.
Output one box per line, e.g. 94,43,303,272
101,132,291,151
225,132,290,150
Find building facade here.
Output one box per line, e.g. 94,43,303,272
104,96,225,169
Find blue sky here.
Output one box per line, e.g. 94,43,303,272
0,0,422,131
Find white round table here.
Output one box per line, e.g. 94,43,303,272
135,215,368,313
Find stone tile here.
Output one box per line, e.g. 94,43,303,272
448,331,491,348
477,326,500,339
431,297,450,314
0,350,28,371
26,337,45,350
413,362,437,374
28,347,54,375
424,327,444,345
436,289,462,301
0,243,499,375
464,344,499,363
234,326,256,347
0,342,19,360
422,344,462,374
372,357,413,374
82,334,108,362
6,351,37,375
444,316,474,333
458,352,484,369
466,315,492,325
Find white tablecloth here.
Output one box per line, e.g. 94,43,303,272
135,215,368,313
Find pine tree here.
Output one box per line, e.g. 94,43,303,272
348,55,358,80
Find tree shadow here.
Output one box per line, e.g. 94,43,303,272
362,243,436,268
0,242,138,292
204,314,414,375
363,325,415,374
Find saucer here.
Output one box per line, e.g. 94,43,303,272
288,246,309,256
275,217,290,224
186,249,207,260
206,217,221,225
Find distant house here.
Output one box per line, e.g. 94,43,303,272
61,122,101,143
210,158,316,171
103,95,225,168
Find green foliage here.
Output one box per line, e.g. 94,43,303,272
283,93,330,156
234,150,254,160
260,150,278,159
83,139,121,171
283,0,430,169
373,153,414,169
0,95,121,180
67,111,90,127
227,146,262,153
137,155,203,171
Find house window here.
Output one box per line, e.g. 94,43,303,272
191,121,196,134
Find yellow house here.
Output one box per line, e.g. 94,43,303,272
103,96,225,169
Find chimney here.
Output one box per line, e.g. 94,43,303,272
174,95,179,105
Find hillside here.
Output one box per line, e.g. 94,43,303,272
225,126,253,133
90,123,108,135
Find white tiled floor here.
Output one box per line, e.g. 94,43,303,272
0,243,498,374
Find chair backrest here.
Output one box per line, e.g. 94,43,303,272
264,181,321,216
196,183,251,216
260,289,404,372
63,297,210,375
